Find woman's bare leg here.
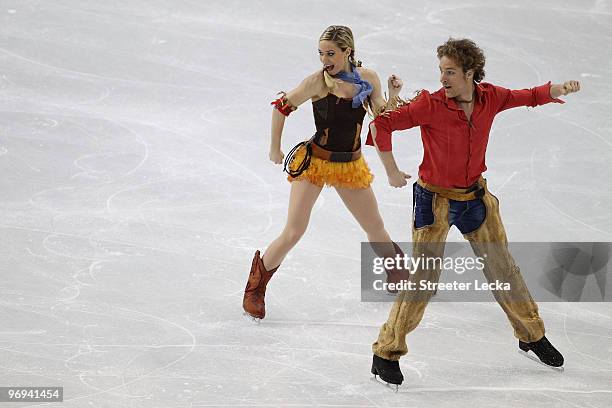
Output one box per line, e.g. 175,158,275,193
262,180,323,269
335,186,395,255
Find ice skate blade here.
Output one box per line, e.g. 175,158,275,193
371,374,399,392
243,312,262,324
518,350,564,372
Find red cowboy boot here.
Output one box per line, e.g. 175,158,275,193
243,250,279,320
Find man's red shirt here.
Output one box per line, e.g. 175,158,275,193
365,82,564,188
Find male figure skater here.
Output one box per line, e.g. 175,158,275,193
367,37,580,387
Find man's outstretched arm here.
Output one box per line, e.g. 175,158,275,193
496,80,581,112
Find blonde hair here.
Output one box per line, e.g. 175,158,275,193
319,25,363,91
319,25,362,67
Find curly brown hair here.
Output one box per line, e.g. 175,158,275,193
436,38,486,83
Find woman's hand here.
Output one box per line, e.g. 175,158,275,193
269,148,285,165
388,74,403,97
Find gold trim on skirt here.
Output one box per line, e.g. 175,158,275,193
286,145,373,189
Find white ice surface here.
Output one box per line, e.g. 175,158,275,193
1,1,611,407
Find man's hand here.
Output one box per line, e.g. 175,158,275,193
551,80,581,98
561,80,581,95
388,170,411,188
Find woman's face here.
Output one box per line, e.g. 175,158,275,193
318,40,349,76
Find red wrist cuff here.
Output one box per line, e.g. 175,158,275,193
271,92,297,116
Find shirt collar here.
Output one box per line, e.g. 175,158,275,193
432,82,487,110
474,82,488,103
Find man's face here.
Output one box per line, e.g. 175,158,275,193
439,55,472,98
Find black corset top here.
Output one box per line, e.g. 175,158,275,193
311,93,367,152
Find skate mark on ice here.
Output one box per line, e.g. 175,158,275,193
528,149,612,238
58,305,196,404
561,307,612,370
0,45,221,92
396,385,612,395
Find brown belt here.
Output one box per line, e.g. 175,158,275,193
417,177,486,201
310,141,361,162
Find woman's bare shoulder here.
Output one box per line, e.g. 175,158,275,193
356,67,380,82
302,70,326,88
302,69,328,100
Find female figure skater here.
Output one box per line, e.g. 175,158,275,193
243,25,404,320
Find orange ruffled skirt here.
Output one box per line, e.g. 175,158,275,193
286,145,374,189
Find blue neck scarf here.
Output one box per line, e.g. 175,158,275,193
333,66,373,108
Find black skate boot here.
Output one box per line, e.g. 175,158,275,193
371,354,403,390
519,336,564,371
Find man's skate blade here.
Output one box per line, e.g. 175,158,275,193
370,374,400,392
518,350,564,372
242,312,262,324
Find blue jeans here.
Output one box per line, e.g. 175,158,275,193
413,182,486,234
